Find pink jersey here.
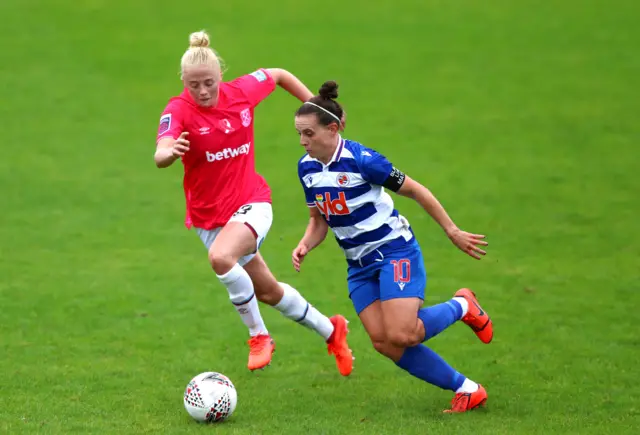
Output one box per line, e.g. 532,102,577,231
157,69,276,230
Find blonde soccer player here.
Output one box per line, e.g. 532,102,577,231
154,31,353,375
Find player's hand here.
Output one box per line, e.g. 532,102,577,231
446,228,488,260
292,243,309,272
171,132,190,157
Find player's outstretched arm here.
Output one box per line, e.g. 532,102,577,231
267,68,314,103
396,175,488,260
292,207,329,272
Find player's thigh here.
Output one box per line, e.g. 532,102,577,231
359,300,405,361
357,300,386,346
228,203,273,253
209,222,255,261
380,297,424,346
210,203,273,265
378,245,427,344
242,252,282,306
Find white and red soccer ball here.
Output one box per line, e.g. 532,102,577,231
183,372,237,423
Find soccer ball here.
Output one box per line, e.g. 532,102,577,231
183,372,237,423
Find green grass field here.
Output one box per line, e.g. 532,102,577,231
1,0,639,433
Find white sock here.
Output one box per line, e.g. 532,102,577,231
274,282,334,341
217,264,268,337
456,378,479,394
452,297,469,318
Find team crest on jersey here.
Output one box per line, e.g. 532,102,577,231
240,108,252,127
158,114,171,135
336,172,349,187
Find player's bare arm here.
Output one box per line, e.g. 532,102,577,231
154,133,190,168
396,175,488,260
292,207,328,272
266,68,314,102
299,207,329,251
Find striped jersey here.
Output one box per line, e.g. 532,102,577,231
297,137,414,264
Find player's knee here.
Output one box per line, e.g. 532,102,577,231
371,339,405,361
371,339,390,356
369,332,392,355
387,330,420,349
209,251,237,275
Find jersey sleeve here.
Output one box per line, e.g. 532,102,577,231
298,164,317,208
234,69,277,107
356,147,394,185
156,100,185,143
356,146,406,192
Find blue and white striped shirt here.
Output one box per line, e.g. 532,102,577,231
298,137,414,264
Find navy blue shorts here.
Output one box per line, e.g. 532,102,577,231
347,240,427,315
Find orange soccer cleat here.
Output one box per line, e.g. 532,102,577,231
454,288,493,344
444,384,488,413
326,315,354,376
247,333,275,371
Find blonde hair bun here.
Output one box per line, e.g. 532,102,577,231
189,31,210,48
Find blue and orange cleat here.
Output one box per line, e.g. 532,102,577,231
247,333,275,371
444,384,488,413
454,288,493,344
326,315,354,376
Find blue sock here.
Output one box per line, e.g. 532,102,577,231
418,300,462,341
396,344,465,391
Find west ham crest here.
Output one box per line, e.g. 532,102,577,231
240,108,252,127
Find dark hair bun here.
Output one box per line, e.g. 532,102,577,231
318,81,339,100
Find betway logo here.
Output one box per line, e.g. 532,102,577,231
206,143,251,162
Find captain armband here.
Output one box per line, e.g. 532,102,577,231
383,167,406,192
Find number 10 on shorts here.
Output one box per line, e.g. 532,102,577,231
391,259,411,289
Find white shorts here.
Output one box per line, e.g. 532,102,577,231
195,202,273,266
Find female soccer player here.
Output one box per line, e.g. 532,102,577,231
291,81,493,412
154,31,352,376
